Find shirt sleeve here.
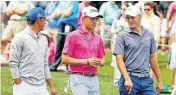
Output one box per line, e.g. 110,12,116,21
9,35,22,79
150,33,157,54
62,32,76,56
44,41,51,79
113,34,125,55
168,2,175,13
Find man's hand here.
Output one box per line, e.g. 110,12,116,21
50,87,59,95
88,58,101,67
124,78,133,94
156,81,163,94
165,26,169,33
14,78,22,85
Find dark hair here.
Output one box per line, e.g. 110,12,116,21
144,1,155,8
122,1,129,8
26,16,36,25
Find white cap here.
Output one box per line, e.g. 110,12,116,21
125,5,141,17
82,6,103,18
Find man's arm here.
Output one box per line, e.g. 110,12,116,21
99,57,105,66
150,53,162,82
166,2,173,33
62,54,101,67
9,36,22,85
13,9,27,16
6,10,14,16
6,9,27,16
150,53,163,93
116,54,132,94
46,78,58,95
44,43,58,95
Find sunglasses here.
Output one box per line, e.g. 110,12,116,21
144,8,150,11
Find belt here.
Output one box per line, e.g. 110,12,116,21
128,72,150,78
71,72,97,77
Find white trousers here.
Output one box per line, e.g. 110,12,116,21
13,81,49,95
170,42,176,69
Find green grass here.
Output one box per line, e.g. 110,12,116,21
1,52,171,95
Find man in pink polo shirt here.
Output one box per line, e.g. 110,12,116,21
62,6,105,95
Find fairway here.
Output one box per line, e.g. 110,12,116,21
1,52,172,95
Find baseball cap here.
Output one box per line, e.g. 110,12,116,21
82,6,103,18
26,7,47,22
125,5,141,17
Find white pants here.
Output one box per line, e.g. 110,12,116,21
13,81,49,95
70,74,100,95
111,34,121,86
170,42,176,69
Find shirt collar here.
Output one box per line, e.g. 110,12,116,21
78,26,96,35
26,25,42,39
126,25,146,36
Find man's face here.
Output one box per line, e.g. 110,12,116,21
83,16,97,31
37,17,46,31
121,5,127,16
125,15,141,29
144,5,152,16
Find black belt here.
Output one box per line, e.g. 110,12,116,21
71,72,97,77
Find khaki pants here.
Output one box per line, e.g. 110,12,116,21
47,28,59,44
1,20,26,41
0,23,5,38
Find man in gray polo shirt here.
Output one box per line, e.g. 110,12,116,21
9,7,58,95
113,6,163,95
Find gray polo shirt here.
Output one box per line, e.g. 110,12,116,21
113,26,156,73
9,26,51,86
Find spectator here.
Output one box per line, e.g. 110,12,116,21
166,2,176,95
41,31,56,65
32,1,49,11
45,1,60,44
170,21,176,95
1,1,34,63
113,5,163,95
78,1,91,26
110,2,129,87
2,1,34,42
0,1,7,64
166,1,176,46
48,1,79,71
156,1,171,55
0,1,7,38
62,6,105,95
142,1,161,48
9,7,58,95
99,1,121,48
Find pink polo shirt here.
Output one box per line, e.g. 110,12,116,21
168,2,176,21
63,27,105,74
